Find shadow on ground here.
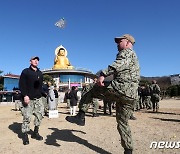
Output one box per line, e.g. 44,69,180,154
151,117,180,122
8,122,33,142
144,111,180,115
45,128,111,154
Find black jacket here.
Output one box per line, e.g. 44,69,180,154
13,92,21,100
69,90,78,106
42,83,49,97
65,91,71,99
19,66,43,100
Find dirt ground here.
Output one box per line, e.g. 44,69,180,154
0,99,180,154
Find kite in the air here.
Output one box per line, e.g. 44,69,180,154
55,18,66,29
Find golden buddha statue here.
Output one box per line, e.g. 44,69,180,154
53,45,74,69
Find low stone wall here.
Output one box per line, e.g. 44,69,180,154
0,101,14,106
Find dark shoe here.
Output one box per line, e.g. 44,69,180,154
44,112,48,116
31,126,43,140
124,149,132,154
92,113,99,117
23,133,29,145
130,116,137,120
109,113,113,116
66,110,85,126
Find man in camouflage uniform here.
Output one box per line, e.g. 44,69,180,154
150,80,161,112
91,78,99,117
92,98,99,117
144,84,152,109
140,86,146,109
103,97,113,115
80,78,99,117
19,56,44,145
66,34,140,154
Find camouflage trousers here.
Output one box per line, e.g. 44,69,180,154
21,97,44,133
103,99,112,114
140,96,146,109
15,100,22,111
92,98,99,114
144,96,152,109
151,94,160,111
79,83,135,150
134,95,140,111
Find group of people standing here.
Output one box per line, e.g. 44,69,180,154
17,34,161,154
135,80,161,112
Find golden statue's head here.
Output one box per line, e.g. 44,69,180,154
58,48,66,56
55,45,67,57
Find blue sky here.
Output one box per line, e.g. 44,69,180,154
0,0,180,77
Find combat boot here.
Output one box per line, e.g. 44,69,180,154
44,112,48,116
156,108,159,112
23,133,29,145
103,112,108,115
129,115,137,120
66,110,85,126
92,113,99,117
124,149,132,154
31,126,43,140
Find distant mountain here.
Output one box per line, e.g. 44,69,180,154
141,76,171,91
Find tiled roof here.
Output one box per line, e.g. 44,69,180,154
3,74,20,79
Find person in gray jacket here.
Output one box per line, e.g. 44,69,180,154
48,82,56,110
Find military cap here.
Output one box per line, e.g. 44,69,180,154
30,56,40,61
115,34,135,45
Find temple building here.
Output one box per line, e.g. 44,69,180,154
42,45,97,91
3,74,20,91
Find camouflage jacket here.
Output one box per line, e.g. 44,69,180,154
101,48,140,99
150,83,161,95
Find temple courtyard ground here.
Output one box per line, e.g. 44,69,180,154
0,98,180,154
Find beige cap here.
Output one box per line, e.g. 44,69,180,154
30,56,39,61
115,34,135,45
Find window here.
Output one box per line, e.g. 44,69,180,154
60,75,84,83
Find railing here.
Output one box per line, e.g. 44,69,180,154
41,67,94,74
